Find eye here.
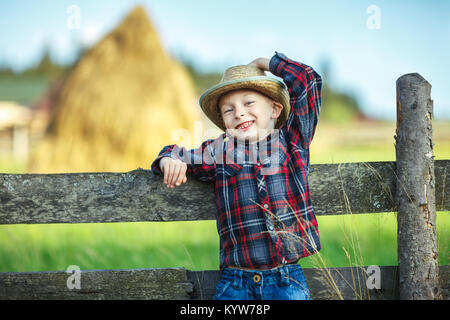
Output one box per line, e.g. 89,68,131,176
223,108,233,114
245,101,255,106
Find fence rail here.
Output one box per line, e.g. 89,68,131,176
0,265,448,300
0,266,447,300
1,160,448,225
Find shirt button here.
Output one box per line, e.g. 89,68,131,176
268,225,274,231
263,203,269,209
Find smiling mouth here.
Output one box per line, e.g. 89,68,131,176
235,121,255,131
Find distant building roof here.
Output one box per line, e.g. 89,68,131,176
0,101,32,130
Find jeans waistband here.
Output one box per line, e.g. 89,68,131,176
221,264,304,288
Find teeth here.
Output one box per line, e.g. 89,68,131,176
238,121,253,129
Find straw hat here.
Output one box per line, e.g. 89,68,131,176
199,65,290,132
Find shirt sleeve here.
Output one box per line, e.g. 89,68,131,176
150,138,217,182
269,52,322,150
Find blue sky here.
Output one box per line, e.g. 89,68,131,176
0,0,449,119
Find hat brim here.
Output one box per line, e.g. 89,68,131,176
199,76,290,132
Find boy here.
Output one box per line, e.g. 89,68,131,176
151,52,322,300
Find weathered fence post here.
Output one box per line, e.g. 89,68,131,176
395,73,441,299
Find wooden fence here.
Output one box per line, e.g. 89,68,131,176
0,73,448,300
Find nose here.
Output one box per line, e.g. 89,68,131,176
234,104,245,119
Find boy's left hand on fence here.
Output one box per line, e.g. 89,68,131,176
159,157,188,188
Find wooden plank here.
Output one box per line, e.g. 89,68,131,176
187,266,399,300
0,268,192,300
188,265,449,300
1,265,447,300
1,160,449,224
435,159,450,212
309,161,397,215
0,169,216,224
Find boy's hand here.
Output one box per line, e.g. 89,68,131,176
247,57,270,72
159,157,188,188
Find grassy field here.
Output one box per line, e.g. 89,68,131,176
0,120,449,272
0,213,448,272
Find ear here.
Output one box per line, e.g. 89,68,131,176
271,101,283,119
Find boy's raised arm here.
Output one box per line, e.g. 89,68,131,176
268,52,322,150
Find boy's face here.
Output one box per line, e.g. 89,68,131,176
219,89,283,142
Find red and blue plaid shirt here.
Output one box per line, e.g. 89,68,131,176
151,52,322,270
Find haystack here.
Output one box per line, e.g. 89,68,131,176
27,6,199,173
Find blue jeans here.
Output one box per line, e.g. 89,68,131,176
213,264,312,300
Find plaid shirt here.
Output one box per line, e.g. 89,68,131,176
151,52,322,270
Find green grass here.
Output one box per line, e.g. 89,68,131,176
0,212,448,272
0,121,449,272
0,221,220,272
0,156,27,174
